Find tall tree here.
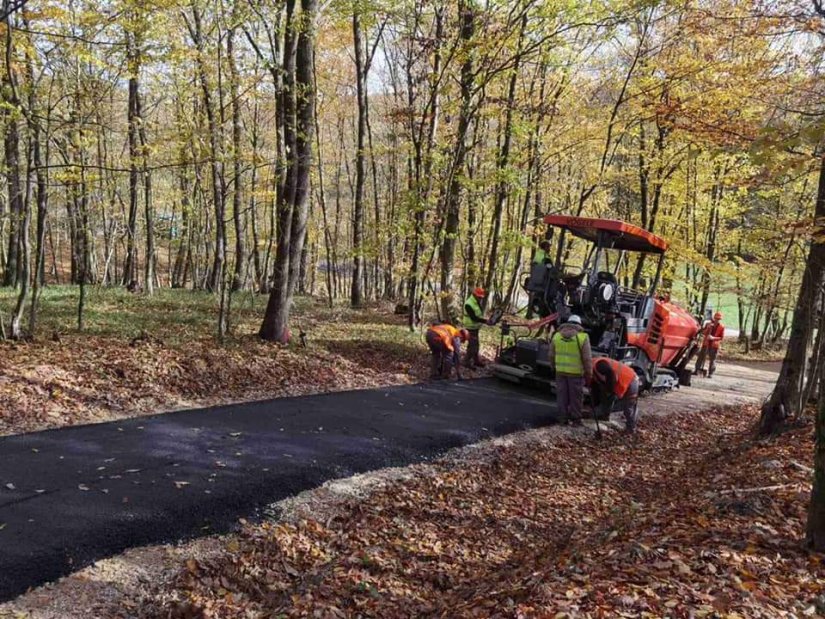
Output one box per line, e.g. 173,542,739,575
761,154,825,434
438,0,474,319
260,0,317,342
482,13,526,297
350,7,367,307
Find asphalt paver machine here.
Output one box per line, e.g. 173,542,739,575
492,215,701,393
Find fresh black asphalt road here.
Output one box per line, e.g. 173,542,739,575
0,378,556,601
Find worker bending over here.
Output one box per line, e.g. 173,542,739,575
548,315,592,425
695,311,725,378
591,357,640,434
463,287,491,369
426,324,468,380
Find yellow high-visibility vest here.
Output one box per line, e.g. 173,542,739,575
463,295,484,330
553,331,588,376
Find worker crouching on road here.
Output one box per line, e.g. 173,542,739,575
548,315,593,425
591,357,640,434
426,324,469,380
463,287,491,369
695,311,725,378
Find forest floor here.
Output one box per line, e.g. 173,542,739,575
3,362,817,619
0,287,497,436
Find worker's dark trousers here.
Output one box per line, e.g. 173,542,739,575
599,378,640,432
465,329,481,367
556,374,584,422
426,331,447,378
695,347,719,377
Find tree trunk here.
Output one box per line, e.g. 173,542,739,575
760,154,825,434
228,20,246,291
260,0,316,342
439,1,474,319
807,314,825,548
483,14,526,296
350,10,367,308
123,33,141,289
187,1,226,292
28,94,48,335
3,89,22,288
10,119,31,339
406,5,444,330
11,28,39,338
249,98,263,289
2,18,22,290
139,94,154,294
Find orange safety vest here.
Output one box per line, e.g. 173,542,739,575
702,321,725,350
594,358,637,399
429,324,461,352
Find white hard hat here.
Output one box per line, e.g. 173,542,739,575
567,314,582,325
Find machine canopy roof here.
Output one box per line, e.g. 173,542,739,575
543,215,668,254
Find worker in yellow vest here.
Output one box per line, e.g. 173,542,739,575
548,315,593,425
533,240,551,265
463,287,490,369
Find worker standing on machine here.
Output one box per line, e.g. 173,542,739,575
463,287,490,369
694,311,725,378
426,324,468,380
591,357,640,434
548,315,592,425
533,240,551,265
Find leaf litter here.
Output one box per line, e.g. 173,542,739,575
0,303,488,437
128,405,821,618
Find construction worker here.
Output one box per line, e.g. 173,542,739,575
426,324,468,380
463,287,490,369
548,314,593,425
533,240,551,264
591,357,640,434
695,311,725,377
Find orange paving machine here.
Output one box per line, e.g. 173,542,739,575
492,215,701,394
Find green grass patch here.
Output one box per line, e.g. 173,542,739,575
0,286,432,352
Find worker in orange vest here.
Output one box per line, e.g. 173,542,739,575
426,324,469,380
695,311,725,378
591,357,640,434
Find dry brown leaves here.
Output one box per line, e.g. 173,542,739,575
0,301,499,437
138,407,820,619
0,332,428,437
